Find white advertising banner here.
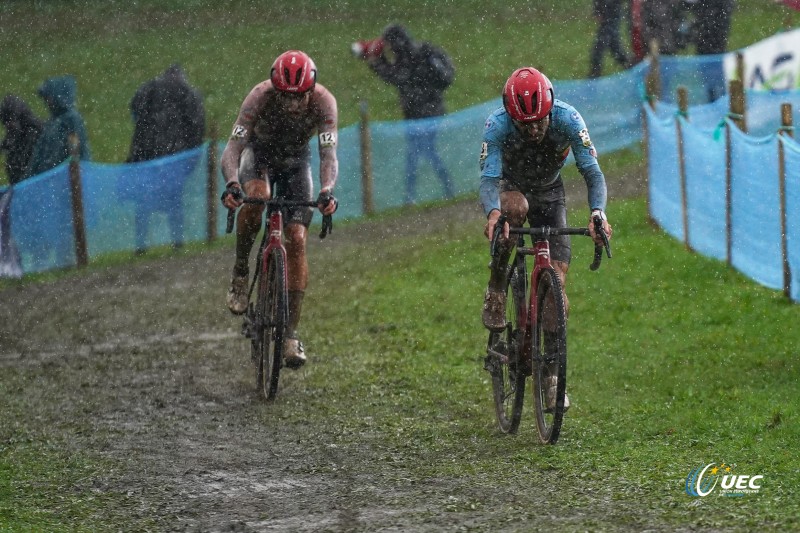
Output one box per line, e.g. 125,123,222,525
724,28,800,90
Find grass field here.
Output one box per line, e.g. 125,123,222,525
2,198,798,530
0,0,792,172
301,197,800,528
2,1,799,530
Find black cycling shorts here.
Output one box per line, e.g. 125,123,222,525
239,147,314,227
500,178,571,264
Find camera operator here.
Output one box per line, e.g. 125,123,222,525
354,23,456,205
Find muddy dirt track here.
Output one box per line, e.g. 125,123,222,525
0,173,644,532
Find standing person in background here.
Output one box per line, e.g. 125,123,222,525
26,75,90,178
692,0,734,55
692,0,736,101
126,63,205,254
128,64,205,163
589,0,631,78
24,75,91,269
0,95,43,186
220,50,339,369
640,0,683,56
358,23,455,205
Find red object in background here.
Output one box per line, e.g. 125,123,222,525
351,38,384,59
780,0,800,11
630,0,645,61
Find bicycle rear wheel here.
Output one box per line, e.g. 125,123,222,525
255,249,287,401
485,260,527,434
532,266,567,444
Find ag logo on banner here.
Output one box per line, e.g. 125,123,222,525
724,28,800,90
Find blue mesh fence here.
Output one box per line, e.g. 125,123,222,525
682,116,727,260
660,54,727,105
785,138,800,302
655,90,800,137
558,61,650,155
646,91,800,301
645,105,683,242
10,163,75,273
9,146,208,274
5,33,800,285
729,127,783,290
86,146,207,256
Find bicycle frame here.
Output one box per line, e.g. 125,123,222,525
225,195,333,400
487,218,611,440
512,235,557,366
500,224,605,370
255,207,289,325
227,196,332,308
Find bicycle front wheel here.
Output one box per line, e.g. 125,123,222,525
532,266,567,444
256,249,287,401
486,261,527,434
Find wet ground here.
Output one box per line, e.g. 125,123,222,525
0,172,645,531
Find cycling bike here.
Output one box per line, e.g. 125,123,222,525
226,197,332,401
485,216,610,443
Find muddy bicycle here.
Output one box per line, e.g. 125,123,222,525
226,197,332,401
485,216,611,443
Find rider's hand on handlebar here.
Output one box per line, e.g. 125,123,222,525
316,189,338,215
589,209,612,245
484,209,509,241
221,181,244,210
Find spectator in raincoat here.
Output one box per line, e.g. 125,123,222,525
124,63,205,254
693,0,736,101
26,75,91,178
0,95,43,186
362,23,456,205
127,63,205,162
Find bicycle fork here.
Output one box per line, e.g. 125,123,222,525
524,239,556,374
242,209,289,340
264,210,289,328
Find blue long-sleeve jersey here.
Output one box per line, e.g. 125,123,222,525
478,100,607,216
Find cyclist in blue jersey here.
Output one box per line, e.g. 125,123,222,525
479,67,613,410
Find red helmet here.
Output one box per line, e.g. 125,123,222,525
270,50,317,93
502,67,554,122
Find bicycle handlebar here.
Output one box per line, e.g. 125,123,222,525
490,214,612,271
590,215,612,271
225,197,333,239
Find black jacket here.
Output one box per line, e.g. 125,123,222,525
369,24,455,119
127,64,205,162
0,95,43,185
